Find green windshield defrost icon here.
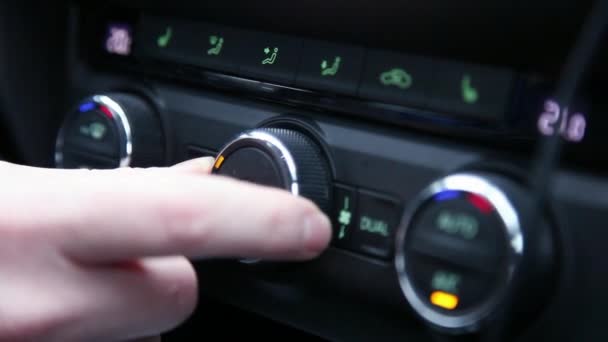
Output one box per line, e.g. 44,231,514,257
380,68,413,89
207,35,224,56
262,47,279,65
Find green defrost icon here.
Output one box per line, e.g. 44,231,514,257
379,68,413,89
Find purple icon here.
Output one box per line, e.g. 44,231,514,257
105,23,132,56
537,99,587,143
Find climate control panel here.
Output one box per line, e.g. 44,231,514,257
54,87,590,341
46,1,608,340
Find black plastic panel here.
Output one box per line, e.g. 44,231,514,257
64,61,608,340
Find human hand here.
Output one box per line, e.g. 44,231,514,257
0,158,332,341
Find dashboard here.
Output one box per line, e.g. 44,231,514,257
0,1,607,341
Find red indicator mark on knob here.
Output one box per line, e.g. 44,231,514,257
467,193,493,214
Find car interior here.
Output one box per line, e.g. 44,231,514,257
1,1,607,341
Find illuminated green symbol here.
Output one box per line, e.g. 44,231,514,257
321,56,341,76
207,35,224,56
379,68,412,89
262,47,279,65
156,26,173,48
431,271,461,294
79,122,107,141
337,196,352,240
360,216,389,237
461,74,479,104
436,211,479,240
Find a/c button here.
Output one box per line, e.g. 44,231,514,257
348,189,401,259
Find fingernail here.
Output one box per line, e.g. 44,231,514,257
198,157,215,170
302,213,332,255
173,157,215,172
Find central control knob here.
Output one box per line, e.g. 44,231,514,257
212,128,332,213
395,172,556,336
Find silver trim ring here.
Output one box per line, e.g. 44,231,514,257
394,173,524,333
213,130,300,196
213,129,301,264
55,95,133,168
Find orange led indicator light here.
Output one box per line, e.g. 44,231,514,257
430,291,459,310
214,155,225,169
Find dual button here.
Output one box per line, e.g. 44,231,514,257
331,184,401,260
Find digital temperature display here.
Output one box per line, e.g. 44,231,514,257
537,99,587,143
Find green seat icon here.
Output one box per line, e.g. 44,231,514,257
380,68,413,89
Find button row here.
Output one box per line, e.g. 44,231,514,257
331,184,401,260
135,15,514,121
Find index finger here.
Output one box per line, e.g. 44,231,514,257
52,165,332,263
